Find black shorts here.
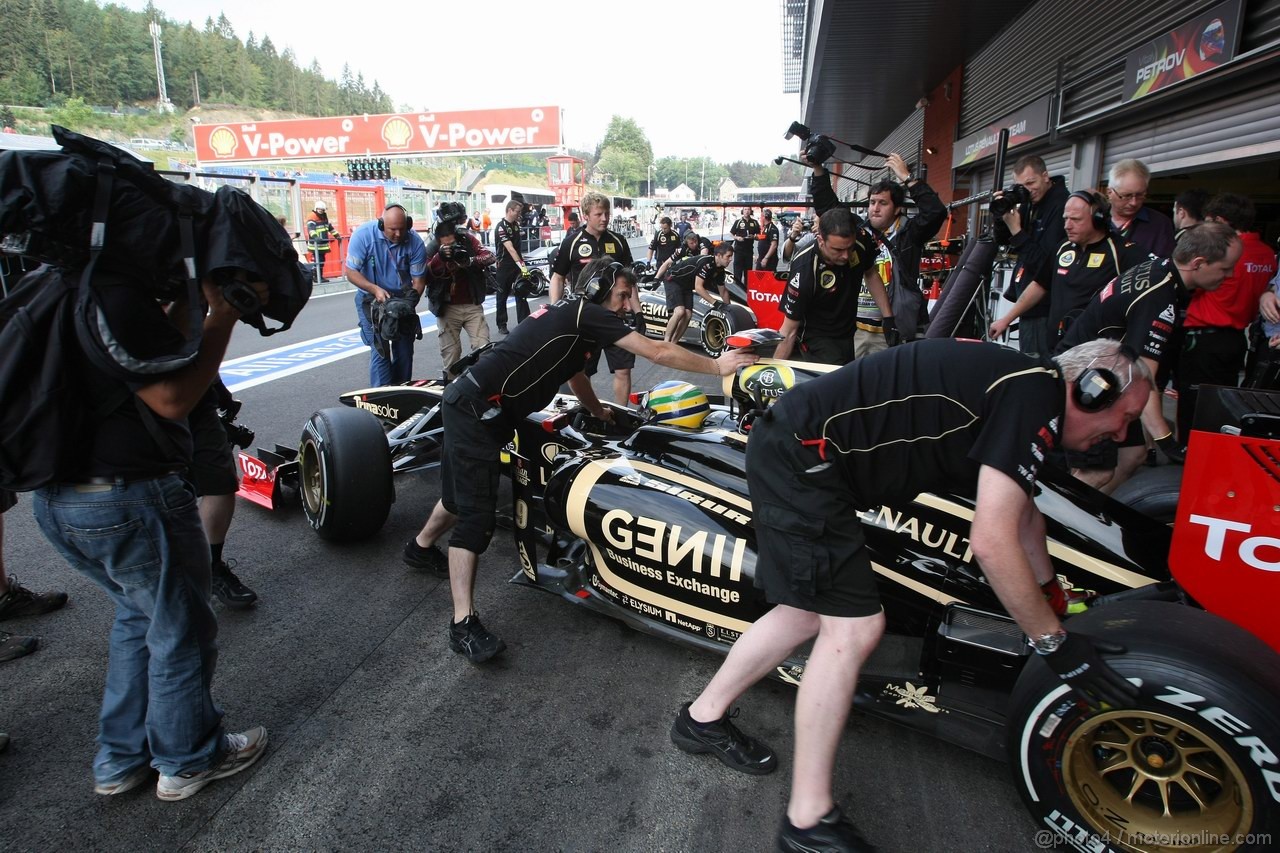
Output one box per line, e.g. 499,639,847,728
439,381,508,552
746,413,881,618
0,488,16,514
188,398,239,497
799,334,857,366
664,281,694,311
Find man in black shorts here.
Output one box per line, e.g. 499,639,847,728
549,191,641,403
775,207,894,365
404,258,757,663
672,337,1146,851
654,242,733,343
1057,221,1241,491
188,385,258,608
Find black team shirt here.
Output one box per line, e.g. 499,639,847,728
552,226,634,287
669,254,727,293
1035,235,1149,337
779,229,877,341
649,229,681,267
773,339,1064,506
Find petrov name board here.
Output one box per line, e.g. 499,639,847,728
1122,0,1242,102
195,106,561,164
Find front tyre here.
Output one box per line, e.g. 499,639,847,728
1007,602,1280,852
701,309,730,356
298,407,394,541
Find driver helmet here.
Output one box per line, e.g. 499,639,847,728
641,381,710,429
739,363,796,407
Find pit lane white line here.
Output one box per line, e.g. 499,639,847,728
219,296,514,393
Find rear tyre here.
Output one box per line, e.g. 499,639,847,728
298,407,394,541
1111,465,1182,524
1007,601,1280,852
702,310,731,356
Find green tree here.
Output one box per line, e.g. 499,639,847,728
596,115,652,170
596,145,646,195
51,95,92,129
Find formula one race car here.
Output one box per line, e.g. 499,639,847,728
237,337,1280,850
633,266,759,356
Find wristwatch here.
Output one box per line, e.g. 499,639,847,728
1028,629,1067,655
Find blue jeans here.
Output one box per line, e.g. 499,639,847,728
357,297,416,385
33,476,224,782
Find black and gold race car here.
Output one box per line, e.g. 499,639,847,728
237,338,1280,852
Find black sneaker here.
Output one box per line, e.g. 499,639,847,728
670,702,777,775
0,630,38,663
403,540,449,577
497,325,509,336
778,806,878,852
210,560,258,609
448,613,506,663
0,576,68,621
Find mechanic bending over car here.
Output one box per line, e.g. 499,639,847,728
653,242,734,344
774,207,895,365
403,259,758,663
1056,222,1242,493
672,337,1147,852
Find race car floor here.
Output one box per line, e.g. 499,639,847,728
0,289,1043,852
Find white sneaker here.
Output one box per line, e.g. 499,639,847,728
156,727,268,801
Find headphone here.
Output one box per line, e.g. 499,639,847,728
1068,350,1137,412
1069,191,1109,232
378,203,413,232
581,261,625,304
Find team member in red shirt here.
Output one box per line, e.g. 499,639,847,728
1175,193,1278,444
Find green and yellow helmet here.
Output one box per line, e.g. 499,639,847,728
641,380,710,429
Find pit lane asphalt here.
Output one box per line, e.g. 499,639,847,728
0,282,1042,852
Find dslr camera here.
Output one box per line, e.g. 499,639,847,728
785,121,836,166
439,232,472,266
989,184,1031,217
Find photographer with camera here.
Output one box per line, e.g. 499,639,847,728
779,216,817,274
776,207,892,365
990,191,1149,350
427,221,495,379
987,155,1071,357
810,151,946,354
29,264,271,800
345,204,428,385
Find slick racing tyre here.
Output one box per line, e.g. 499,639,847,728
1007,601,1280,852
1110,466,1182,524
701,309,731,357
298,407,394,541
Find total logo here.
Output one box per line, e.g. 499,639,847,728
1189,514,1280,572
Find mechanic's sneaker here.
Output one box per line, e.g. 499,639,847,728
94,764,153,796
670,702,777,775
497,325,509,336
0,630,38,663
156,727,268,801
210,560,258,609
0,576,68,621
403,540,449,577
779,806,878,852
448,613,506,663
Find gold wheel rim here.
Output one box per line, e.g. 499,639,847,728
1062,709,1253,852
300,441,323,515
706,317,727,351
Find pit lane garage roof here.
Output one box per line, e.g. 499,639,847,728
793,0,1029,151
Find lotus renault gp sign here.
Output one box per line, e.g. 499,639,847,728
1122,0,1242,102
195,106,562,164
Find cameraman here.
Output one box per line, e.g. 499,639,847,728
992,155,1069,357
345,204,428,385
427,222,495,378
811,152,946,353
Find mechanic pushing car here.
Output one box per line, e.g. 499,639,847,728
672,337,1148,852
653,241,734,344
403,259,758,663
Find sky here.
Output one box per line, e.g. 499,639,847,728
119,0,803,164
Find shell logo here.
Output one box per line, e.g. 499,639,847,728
208,126,238,158
382,117,413,149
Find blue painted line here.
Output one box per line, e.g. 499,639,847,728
220,295,512,393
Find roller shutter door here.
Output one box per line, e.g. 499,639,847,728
1101,78,1280,176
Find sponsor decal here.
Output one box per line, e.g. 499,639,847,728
1155,684,1280,802
882,682,946,713
604,242,617,254
540,442,567,465
208,126,238,158
577,243,593,257
355,399,399,419
740,364,795,401
381,116,413,148
1099,281,1114,300
1244,261,1276,275
1188,514,1280,572
1087,253,1105,268
819,270,837,290
1058,250,1076,267
1123,0,1242,102
857,506,973,562
1158,303,1176,323
237,452,271,482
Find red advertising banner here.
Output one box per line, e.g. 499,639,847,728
1122,0,1242,102
195,106,561,164
746,270,786,330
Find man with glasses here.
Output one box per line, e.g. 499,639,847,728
345,204,429,385
1106,159,1175,259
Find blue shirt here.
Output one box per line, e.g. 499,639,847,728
345,219,427,304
